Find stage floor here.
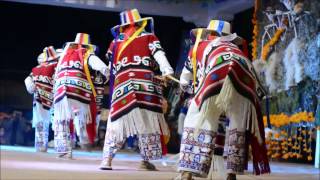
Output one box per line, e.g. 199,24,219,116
0,146,319,180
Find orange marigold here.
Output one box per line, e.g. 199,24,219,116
261,28,285,61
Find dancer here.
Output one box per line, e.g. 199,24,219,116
91,69,108,145
53,33,109,158
24,46,60,152
100,9,173,170
176,20,270,180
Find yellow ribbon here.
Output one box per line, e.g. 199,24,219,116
191,29,203,89
116,20,148,61
83,46,97,98
42,48,47,63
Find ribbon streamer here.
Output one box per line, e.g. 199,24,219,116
191,29,203,89
83,47,97,98
116,20,148,61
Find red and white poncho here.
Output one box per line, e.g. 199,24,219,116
25,60,57,127
180,36,270,175
53,46,108,144
107,32,173,140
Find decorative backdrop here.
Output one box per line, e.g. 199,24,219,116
251,0,320,163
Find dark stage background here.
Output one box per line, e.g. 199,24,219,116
0,0,253,112
0,1,253,150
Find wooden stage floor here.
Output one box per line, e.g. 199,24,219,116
0,146,319,180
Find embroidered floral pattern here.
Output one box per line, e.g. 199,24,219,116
102,132,162,161
54,120,72,153
178,127,216,176
35,121,49,152
226,129,246,173
138,133,162,160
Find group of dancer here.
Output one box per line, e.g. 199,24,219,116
24,8,270,180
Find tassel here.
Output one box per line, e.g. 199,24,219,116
242,39,249,58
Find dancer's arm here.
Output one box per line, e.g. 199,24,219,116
24,74,35,94
149,35,174,76
153,50,174,76
88,55,110,80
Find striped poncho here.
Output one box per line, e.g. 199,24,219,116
53,47,96,143
184,39,270,175
106,32,171,140
31,60,57,126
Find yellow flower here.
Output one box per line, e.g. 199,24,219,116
292,152,297,157
264,111,314,127
307,155,313,161
281,142,287,146
251,0,259,60
307,148,312,153
303,143,307,147
282,153,289,159
289,152,294,158
296,154,303,159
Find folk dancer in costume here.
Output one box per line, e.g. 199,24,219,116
175,20,270,180
91,68,108,144
53,33,109,158
100,9,173,170
24,46,61,152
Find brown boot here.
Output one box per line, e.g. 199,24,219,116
173,171,193,180
226,173,236,180
139,160,157,171
99,158,112,170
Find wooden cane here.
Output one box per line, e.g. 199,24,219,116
166,74,180,84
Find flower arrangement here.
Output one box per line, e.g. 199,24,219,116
263,111,314,127
264,111,315,162
251,0,259,60
261,28,285,61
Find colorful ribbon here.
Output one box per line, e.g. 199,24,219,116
83,47,97,98
77,35,97,98
191,29,203,89
116,20,148,61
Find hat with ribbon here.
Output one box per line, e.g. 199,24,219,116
67,33,96,50
111,9,154,36
37,46,60,64
190,20,246,90
190,20,243,45
43,46,59,62
62,33,97,97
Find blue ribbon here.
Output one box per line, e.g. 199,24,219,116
217,20,225,35
107,28,121,108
